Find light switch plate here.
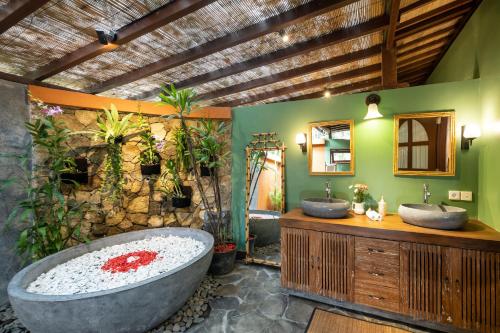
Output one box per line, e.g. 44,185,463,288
449,190,460,201
460,191,473,202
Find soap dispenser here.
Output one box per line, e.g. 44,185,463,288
378,196,387,218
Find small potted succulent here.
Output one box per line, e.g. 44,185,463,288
61,156,89,185
161,159,192,208
139,129,164,176
349,183,369,215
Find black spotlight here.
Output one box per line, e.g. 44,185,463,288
96,30,118,45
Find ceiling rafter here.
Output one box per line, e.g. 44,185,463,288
397,36,448,58
0,0,50,35
399,0,435,17
396,1,471,40
397,25,455,52
382,0,400,89
216,63,381,107
197,45,381,102
0,71,75,91
86,0,361,94
277,78,381,103
24,0,215,81
134,16,389,101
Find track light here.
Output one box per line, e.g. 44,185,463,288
96,30,117,45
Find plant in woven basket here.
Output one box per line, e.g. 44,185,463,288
1,99,88,262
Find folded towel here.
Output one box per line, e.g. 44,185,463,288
366,208,382,221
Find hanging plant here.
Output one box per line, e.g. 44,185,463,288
93,104,142,206
138,126,164,175
172,126,191,172
61,157,89,184
160,159,192,208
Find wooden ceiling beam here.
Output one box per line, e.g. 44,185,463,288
382,0,400,89
135,16,389,101
397,48,442,67
395,2,471,40
397,36,449,58
0,71,76,91
198,45,381,101
86,0,361,94
398,57,436,73
398,62,434,77
399,0,435,17
216,64,381,107
278,78,381,103
0,0,50,35
24,0,215,80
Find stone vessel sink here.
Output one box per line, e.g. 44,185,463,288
302,198,350,218
8,228,214,333
398,204,468,230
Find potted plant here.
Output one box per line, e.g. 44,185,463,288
349,183,369,215
161,159,192,208
159,85,234,275
172,127,191,173
92,104,141,206
139,127,163,176
61,156,89,184
2,99,88,261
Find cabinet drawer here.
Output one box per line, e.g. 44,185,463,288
355,283,400,313
355,260,399,288
355,237,399,265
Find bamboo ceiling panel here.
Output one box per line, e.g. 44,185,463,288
400,0,457,22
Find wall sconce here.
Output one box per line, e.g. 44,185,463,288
364,94,383,120
461,124,481,150
295,133,307,152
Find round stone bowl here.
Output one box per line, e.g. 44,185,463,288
8,227,214,333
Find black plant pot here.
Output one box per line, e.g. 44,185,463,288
200,164,215,177
140,163,161,175
209,243,237,275
172,186,192,208
62,157,88,185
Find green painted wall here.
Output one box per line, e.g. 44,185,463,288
231,81,482,249
428,0,500,230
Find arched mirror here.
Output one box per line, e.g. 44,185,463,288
245,133,285,267
394,111,456,176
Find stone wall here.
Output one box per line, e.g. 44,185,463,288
0,80,30,305
39,108,232,241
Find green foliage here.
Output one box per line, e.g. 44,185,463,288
269,188,282,211
172,127,191,172
191,120,229,170
160,159,185,199
94,104,140,144
138,128,161,166
159,84,197,116
2,108,88,262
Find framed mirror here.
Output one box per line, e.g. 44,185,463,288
394,111,456,176
245,134,285,267
308,120,355,175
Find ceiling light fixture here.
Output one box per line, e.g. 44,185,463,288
96,30,118,45
364,93,383,120
324,90,331,98
279,30,289,42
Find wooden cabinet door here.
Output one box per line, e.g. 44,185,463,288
281,227,313,292
281,228,354,301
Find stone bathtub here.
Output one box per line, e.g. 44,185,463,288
249,210,281,247
8,228,214,333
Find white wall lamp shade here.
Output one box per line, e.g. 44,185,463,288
296,133,307,152
364,94,382,120
461,124,481,150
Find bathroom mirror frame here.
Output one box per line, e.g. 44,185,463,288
393,111,456,177
244,144,286,268
308,119,355,176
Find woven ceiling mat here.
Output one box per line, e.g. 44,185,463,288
396,18,459,47
400,0,457,22
99,31,383,101
47,0,384,93
0,0,173,76
204,55,381,106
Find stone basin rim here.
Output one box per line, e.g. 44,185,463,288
8,227,214,302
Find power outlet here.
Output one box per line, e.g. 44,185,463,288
448,190,460,201
460,191,473,202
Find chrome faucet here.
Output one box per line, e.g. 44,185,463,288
423,184,431,204
325,181,332,200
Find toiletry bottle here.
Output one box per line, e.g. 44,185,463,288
378,196,387,218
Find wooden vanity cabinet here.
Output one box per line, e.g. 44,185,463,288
280,209,500,333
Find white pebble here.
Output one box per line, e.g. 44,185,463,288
27,236,205,295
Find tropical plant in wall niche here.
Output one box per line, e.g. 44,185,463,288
172,126,191,173
159,84,235,275
160,159,191,208
93,104,142,206
1,98,88,261
138,124,164,176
